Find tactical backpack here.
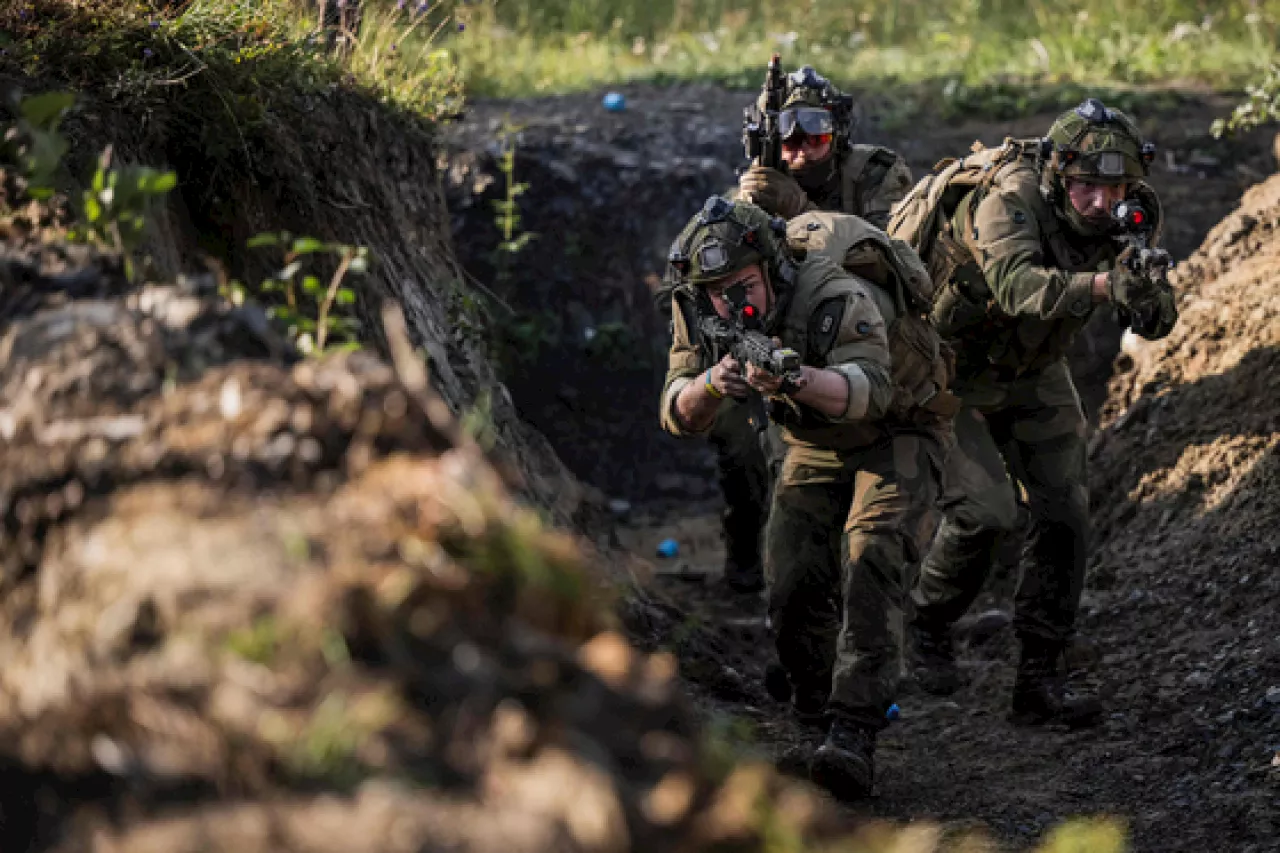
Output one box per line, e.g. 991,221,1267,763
785,211,960,422
886,138,1041,290
884,138,1053,340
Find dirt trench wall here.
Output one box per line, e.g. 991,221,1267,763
442,89,740,502
10,75,588,525
1077,172,1280,845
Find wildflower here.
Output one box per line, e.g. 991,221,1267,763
457,21,465,31
143,47,153,58
149,19,159,29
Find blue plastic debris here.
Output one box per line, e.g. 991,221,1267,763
602,92,626,112
656,538,679,558
885,703,901,722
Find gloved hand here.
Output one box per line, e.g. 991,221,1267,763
1128,280,1178,340
1109,248,1178,340
738,166,812,219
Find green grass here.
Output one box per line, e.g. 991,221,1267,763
5,1,1272,123
429,0,1280,101
0,0,463,121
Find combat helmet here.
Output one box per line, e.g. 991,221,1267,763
773,65,856,155
667,196,797,305
1041,98,1156,234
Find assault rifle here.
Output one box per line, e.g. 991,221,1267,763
741,53,789,173
1111,200,1172,337
698,281,803,434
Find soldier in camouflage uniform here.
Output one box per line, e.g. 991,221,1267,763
660,196,946,799
706,66,915,593
901,99,1178,726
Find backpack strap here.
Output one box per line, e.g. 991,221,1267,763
840,145,901,217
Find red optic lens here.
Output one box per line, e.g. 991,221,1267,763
743,305,756,317
1133,212,1145,224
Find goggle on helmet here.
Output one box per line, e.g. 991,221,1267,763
1046,98,1157,184
779,108,835,143
667,196,791,287
778,65,854,146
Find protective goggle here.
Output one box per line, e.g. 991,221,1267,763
779,107,835,143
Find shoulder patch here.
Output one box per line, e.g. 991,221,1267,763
1012,209,1027,224
809,296,846,356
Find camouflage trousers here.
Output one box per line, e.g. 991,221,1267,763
765,432,944,731
708,397,786,572
911,359,1090,647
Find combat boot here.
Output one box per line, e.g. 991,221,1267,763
722,557,764,593
810,718,876,801
907,620,967,696
764,662,828,728
1010,640,1103,728
791,687,829,729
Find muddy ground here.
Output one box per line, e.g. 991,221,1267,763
445,87,1280,850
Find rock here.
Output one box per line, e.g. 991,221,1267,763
1265,686,1280,705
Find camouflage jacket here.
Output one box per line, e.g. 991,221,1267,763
950,161,1124,381
660,255,896,452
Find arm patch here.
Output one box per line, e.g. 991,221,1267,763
809,296,847,359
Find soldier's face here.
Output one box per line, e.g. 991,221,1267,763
781,134,833,169
1065,178,1128,223
706,264,772,321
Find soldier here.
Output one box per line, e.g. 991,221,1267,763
894,99,1178,725
705,66,915,593
660,196,949,799
737,65,914,229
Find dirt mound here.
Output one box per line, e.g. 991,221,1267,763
1081,172,1280,844
0,180,937,853
0,67,589,532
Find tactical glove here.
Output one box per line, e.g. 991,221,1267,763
738,166,812,219
1128,281,1178,340
1108,250,1178,340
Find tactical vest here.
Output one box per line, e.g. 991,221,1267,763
839,144,905,221
785,211,960,425
766,253,888,449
